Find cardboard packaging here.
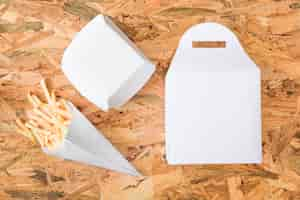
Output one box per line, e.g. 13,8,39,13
61,15,155,111
43,103,141,176
165,23,262,164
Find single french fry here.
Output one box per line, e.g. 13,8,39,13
57,127,64,141
40,79,52,105
51,91,56,104
32,95,42,106
16,119,33,134
28,120,39,127
15,119,36,142
27,93,38,108
31,131,45,147
16,127,27,136
16,118,26,130
15,127,35,141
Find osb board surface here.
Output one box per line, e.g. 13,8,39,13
0,0,300,199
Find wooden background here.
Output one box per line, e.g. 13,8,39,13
0,0,300,199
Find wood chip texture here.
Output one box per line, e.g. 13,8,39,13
0,0,300,199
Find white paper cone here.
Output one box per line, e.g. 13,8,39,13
43,103,141,176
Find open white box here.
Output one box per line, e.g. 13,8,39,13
61,15,155,111
165,23,262,164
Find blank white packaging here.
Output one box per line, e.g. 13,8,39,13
43,102,141,176
61,15,155,111
165,23,262,164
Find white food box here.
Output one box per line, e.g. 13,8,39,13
165,23,262,164
61,15,155,111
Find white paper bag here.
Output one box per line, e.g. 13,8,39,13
43,102,141,176
165,23,262,164
61,15,155,111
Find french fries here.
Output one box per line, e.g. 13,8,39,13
15,79,72,149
